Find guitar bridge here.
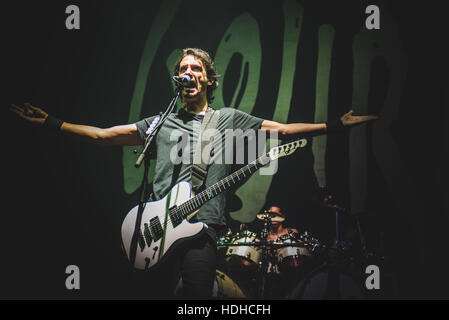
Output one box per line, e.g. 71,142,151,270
143,223,152,246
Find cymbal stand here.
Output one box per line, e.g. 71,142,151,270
354,213,368,259
258,213,271,299
329,204,344,248
324,205,346,299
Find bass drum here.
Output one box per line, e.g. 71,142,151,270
287,265,365,300
212,270,246,298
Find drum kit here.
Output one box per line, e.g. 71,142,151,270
214,199,375,299
214,209,323,299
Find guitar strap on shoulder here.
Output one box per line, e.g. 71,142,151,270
191,107,220,194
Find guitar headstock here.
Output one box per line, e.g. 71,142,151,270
268,139,307,161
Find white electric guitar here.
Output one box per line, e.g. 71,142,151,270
121,138,307,271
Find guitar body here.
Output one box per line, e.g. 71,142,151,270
121,181,207,270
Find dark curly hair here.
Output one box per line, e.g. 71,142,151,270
173,48,220,103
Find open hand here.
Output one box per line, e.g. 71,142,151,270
10,102,48,125
340,109,379,128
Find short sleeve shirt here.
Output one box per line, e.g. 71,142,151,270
135,107,264,226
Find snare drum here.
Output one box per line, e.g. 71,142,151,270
225,230,261,268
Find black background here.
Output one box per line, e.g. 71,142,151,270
2,0,448,299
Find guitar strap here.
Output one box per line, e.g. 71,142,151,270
191,107,220,194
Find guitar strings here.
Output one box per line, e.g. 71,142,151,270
137,140,306,252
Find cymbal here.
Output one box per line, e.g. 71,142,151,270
256,210,285,222
320,203,347,212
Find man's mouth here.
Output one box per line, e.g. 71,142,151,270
183,87,198,97
184,86,196,93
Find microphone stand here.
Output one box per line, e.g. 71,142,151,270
135,90,181,168
353,212,368,259
128,88,181,269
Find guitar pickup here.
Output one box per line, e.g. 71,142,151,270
169,206,183,228
138,229,146,252
149,216,163,241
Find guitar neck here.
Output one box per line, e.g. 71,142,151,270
168,138,307,222
171,154,270,220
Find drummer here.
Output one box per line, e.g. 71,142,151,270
259,205,300,272
264,205,299,242
259,205,301,298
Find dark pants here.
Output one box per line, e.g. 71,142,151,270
175,226,218,298
129,226,220,299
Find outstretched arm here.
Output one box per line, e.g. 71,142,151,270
261,109,379,139
10,102,142,146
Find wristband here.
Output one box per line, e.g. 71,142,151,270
43,114,64,131
325,118,345,133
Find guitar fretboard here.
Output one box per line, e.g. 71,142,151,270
168,155,268,225
167,138,306,226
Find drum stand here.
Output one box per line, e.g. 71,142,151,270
257,213,272,299
323,205,348,299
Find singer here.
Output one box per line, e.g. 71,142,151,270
10,48,378,298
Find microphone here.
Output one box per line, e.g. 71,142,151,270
173,74,195,88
